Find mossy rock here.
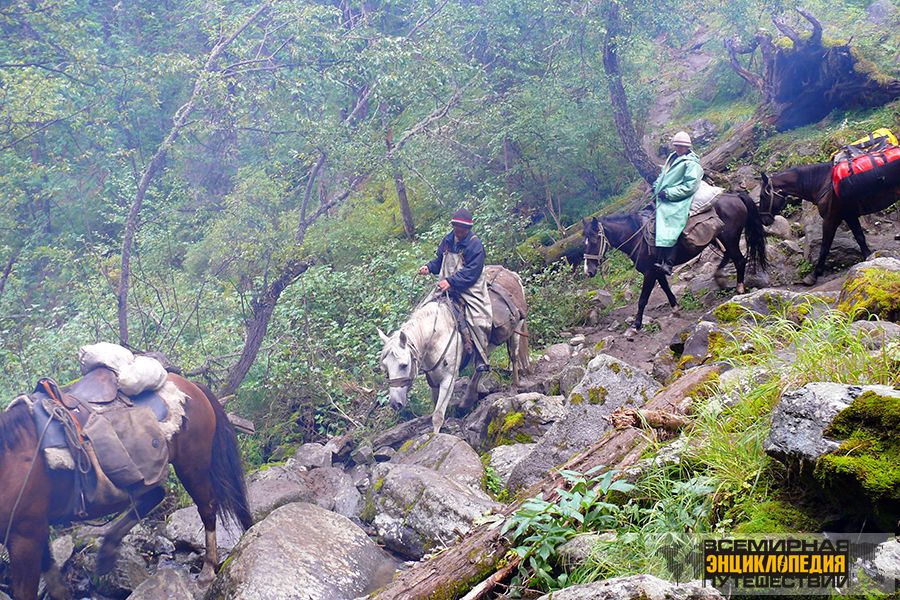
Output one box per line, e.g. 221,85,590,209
837,259,900,322
735,500,822,534
813,390,900,528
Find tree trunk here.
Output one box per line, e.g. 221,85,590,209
726,8,900,131
116,2,274,347
385,126,416,239
0,246,21,300
602,2,660,186
372,365,721,599
220,259,312,397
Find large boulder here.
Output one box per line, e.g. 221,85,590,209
292,442,333,469
764,382,899,469
461,392,566,452
708,288,833,325
801,202,862,269
245,464,361,520
507,354,658,492
837,257,900,322
167,509,244,557
392,433,485,492
205,503,397,600
675,321,729,370
368,462,499,560
487,443,536,488
536,574,724,600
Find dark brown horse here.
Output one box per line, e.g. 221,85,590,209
0,374,252,600
760,163,899,285
583,193,767,329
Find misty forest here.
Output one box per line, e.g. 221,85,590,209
0,0,898,599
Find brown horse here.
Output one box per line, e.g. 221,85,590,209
760,163,899,285
0,374,252,600
583,192,767,330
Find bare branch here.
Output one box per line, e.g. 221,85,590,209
796,7,822,47
297,151,327,242
772,14,802,46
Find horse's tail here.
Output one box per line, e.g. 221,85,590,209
197,383,253,531
739,192,768,272
517,319,531,373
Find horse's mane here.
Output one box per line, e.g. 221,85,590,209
0,401,34,452
604,212,644,227
788,162,832,196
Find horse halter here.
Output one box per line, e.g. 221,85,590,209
760,178,788,221
387,338,420,391
584,224,610,267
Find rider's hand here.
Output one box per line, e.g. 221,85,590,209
418,265,430,275
658,190,668,201
437,279,451,292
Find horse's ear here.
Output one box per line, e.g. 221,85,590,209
591,216,599,230
399,331,407,348
378,328,390,344
761,172,768,185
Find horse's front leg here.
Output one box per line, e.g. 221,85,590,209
844,214,871,259
633,273,656,330
431,374,456,434
508,332,520,389
8,524,48,600
96,486,165,576
656,275,678,309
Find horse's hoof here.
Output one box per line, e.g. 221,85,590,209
197,566,216,586
736,283,746,295
801,273,818,286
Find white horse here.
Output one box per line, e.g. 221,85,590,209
379,267,530,434
379,299,462,434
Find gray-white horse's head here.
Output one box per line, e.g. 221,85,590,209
378,328,416,410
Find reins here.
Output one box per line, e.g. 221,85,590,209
388,294,460,389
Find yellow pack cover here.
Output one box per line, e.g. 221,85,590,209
832,128,898,159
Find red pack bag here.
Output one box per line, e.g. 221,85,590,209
832,145,900,198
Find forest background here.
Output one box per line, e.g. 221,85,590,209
1,0,897,465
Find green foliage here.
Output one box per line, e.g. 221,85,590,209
502,467,634,592
522,263,592,347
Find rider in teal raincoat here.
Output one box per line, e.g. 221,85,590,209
652,131,703,275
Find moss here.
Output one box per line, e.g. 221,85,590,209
609,362,621,374
588,386,608,405
814,391,900,509
513,432,534,444
570,393,585,405
398,437,417,454
594,340,606,351
707,331,727,361
735,500,821,534
501,411,525,434
359,493,378,523
428,552,500,600
373,477,385,493
837,267,900,321
712,302,745,324
548,381,561,396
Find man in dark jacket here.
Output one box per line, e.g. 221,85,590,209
418,208,494,388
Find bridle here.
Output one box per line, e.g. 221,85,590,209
386,300,459,391
760,177,789,221
583,225,610,270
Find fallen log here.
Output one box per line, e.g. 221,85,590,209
371,364,722,599
609,407,690,431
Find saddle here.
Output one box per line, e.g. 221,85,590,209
644,189,725,253
30,366,171,512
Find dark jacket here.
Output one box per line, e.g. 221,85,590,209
427,231,486,293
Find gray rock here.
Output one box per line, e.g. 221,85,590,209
849,320,900,350
707,288,833,325
462,392,566,453
246,465,308,521
167,508,244,557
129,568,201,600
867,0,897,25
93,543,149,597
801,202,862,268
507,355,658,492
51,534,74,567
392,433,484,492
206,502,398,600
293,443,333,469
536,574,724,599
569,334,586,346
870,539,900,581
347,464,369,489
370,463,498,560
487,443,536,487
764,383,900,468
678,321,728,369
374,446,396,462
559,364,586,397
303,466,363,519
765,215,792,240
351,444,375,465
323,434,354,462
556,532,614,567
592,289,614,309
543,343,573,362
